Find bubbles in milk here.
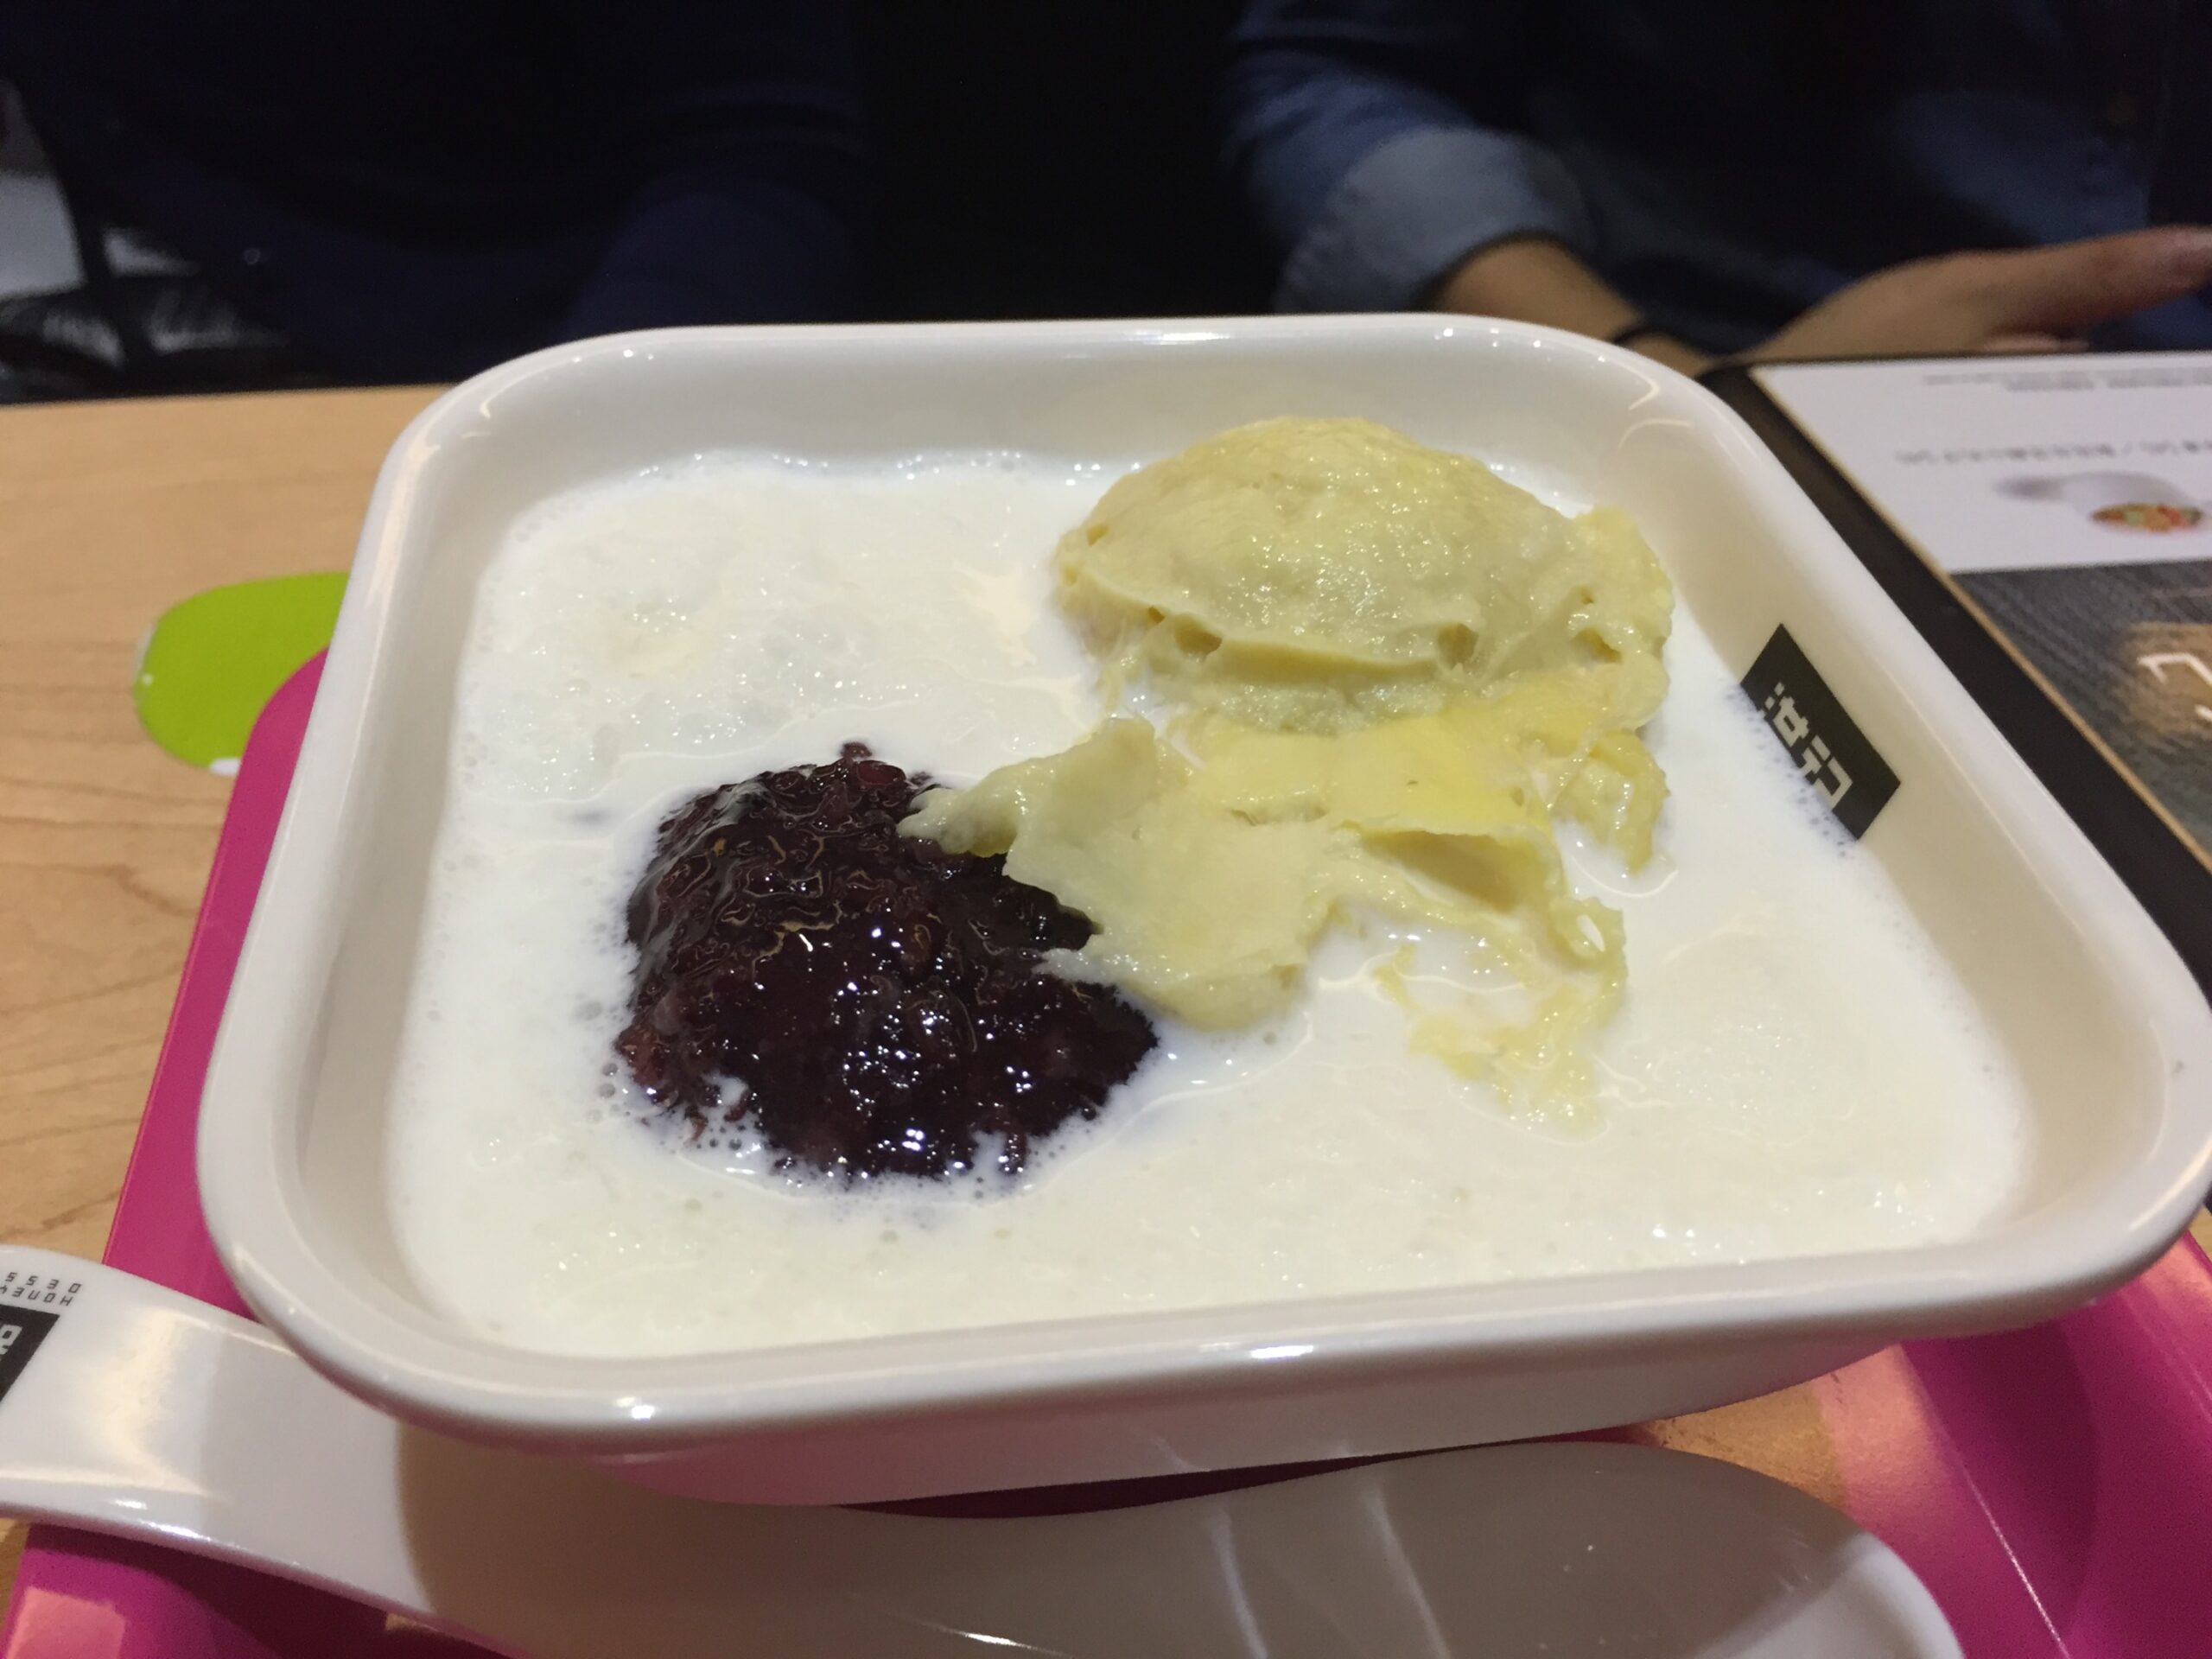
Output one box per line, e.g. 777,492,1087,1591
388,453,2031,1358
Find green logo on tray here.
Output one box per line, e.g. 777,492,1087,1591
133,572,346,772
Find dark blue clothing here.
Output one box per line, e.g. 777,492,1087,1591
0,3,864,380
1224,1,2212,351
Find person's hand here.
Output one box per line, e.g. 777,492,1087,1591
1745,226,2212,361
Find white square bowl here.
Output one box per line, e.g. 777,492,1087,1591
199,316,2212,1503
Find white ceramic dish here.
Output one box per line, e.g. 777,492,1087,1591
1,1244,1961,1659
200,316,2212,1503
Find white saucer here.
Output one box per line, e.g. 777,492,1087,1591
0,1245,1957,1657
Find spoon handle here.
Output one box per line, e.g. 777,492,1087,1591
0,1246,1959,1659
0,1246,1264,1658
0,1248,470,1630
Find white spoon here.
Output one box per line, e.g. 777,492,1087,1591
0,1246,1956,1658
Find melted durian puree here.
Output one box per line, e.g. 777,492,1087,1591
908,418,1673,1109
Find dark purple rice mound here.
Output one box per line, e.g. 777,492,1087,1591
616,743,1156,1180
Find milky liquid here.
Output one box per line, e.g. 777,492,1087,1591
388,454,2030,1357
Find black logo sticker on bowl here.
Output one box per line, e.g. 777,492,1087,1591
1742,626,1899,839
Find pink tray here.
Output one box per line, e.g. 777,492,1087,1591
8,658,2212,1658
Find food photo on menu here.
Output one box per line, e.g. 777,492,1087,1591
1739,354,2212,867
3,5,2212,1658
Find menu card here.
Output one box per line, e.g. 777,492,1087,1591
1751,353,2212,865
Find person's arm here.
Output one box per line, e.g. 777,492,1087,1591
1435,228,2212,369
1223,0,1583,315
1226,3,2212,367
558,1,867,340
1430,237,1710,372
1221,3,1707,365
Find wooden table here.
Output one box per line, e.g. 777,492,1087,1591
0,385,2208,1616
0,385,439,1602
